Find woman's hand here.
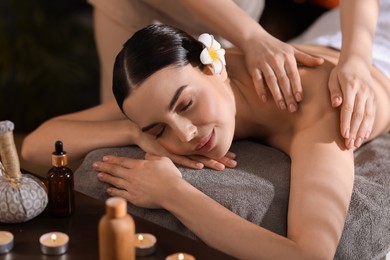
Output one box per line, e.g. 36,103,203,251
328,58,376,149
244,35,324,112
93,154,183,208
136,130,237,170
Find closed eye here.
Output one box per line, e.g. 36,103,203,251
180,100,193,112
145,124,166,139
155,125,166,138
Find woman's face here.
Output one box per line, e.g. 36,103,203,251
123,64,236,159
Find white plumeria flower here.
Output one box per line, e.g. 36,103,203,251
198,33,226,74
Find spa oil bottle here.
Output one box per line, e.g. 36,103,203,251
47,140,75,217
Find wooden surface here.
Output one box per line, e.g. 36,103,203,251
0,172,235,260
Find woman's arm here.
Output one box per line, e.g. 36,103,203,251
22,101,139,166
22,102,237,169
94,113,354,259
330,0,379,148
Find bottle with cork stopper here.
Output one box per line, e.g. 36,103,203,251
99,197,135,260
47,140,75,217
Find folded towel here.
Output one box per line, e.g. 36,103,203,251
75,133,390,259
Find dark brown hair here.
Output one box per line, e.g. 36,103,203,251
112,24,204,111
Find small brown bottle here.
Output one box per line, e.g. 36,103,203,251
47,140,75,217
99,197,135,260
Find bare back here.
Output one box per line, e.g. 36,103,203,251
227,44,390,258
295,44,390,140
227,44,390,154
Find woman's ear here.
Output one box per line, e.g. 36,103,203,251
203,64,214,75
203,65,228,81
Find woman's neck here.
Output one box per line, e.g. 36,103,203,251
228,78,270,140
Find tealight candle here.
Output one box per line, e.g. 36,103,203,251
0,231,14,254
134,233,157,256
165,252,196,260
39,232,69,255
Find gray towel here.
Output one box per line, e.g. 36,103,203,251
75,133,390,260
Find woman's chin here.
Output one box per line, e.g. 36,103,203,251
208,139,233,159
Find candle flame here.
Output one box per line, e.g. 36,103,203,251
138,234,143,242
51,234,57,242
178,253,184,260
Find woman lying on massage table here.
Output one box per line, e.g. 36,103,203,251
23,22,390,259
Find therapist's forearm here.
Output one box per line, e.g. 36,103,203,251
179,0,267,50
339,0,379,65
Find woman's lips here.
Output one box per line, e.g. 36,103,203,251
195,129,215,153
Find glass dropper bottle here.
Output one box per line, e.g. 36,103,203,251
47,140,75,217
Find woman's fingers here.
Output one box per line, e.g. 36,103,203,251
97,171,129,190
167,154,204,169
215,156,237,168
159,151,237,170
225,151,237,160
103,155,142,167
188,154,237,171
93,157,135,177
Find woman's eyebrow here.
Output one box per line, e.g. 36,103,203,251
141,85,188,132
168,85,188,111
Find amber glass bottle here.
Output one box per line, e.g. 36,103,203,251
47,140,75,217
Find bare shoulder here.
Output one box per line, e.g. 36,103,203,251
294,44,390,138
225,48,249,80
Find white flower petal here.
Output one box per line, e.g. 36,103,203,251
200,48,213,64
211,37,221,50
198,33,226,74
212,59,223,74
216,49,226,65
198,33,213,48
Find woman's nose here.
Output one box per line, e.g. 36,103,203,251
172,119,197,142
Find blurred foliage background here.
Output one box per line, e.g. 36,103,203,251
0,0,99,133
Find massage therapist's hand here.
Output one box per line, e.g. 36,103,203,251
244,35,324,112
328,58,376,149
93,154,182,208
136,130,237,171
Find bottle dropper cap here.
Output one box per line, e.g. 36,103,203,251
51,140,68,167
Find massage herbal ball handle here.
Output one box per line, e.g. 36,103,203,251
99,197,136,260
47,140,75,217
0,120,48,223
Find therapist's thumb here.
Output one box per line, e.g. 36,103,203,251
295,49,324,66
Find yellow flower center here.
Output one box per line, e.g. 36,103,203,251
208,48,218,61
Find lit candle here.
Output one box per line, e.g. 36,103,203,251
0,231,14,254
134,233,157,256
165,252,196,260
39,232,69,255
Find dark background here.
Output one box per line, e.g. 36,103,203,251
0,0,99,133
0,0,328,134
